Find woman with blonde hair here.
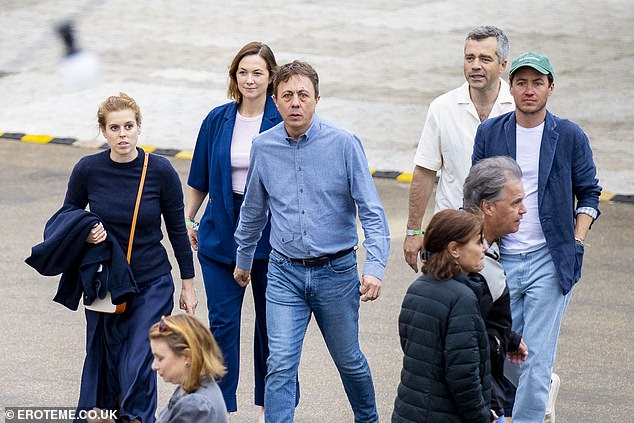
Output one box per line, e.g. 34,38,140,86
39,92,197,422
149,314,228,422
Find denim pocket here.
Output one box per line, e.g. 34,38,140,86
329,252,357,274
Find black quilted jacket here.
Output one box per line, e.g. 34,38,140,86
392,273,491,423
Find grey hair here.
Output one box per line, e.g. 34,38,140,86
463,156,522,208
466,25,510,63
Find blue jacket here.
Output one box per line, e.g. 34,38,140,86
25,205,138,310
188,97,281,264
472,111,601,294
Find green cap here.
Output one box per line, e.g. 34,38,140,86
509,52,554,77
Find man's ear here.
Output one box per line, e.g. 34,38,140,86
481,199,494,216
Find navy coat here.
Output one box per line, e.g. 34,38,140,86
25,205,137,310
188,97,281,264
472,111,601,294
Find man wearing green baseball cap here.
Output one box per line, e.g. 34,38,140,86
472,53,602,423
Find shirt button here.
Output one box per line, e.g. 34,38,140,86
300,189,303,193
298,167,302,171
301,210,305,214
303,231,306,235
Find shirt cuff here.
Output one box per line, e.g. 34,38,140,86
362,262,385,281
576,207,598,220
236,251,254,272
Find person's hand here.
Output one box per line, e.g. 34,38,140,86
360,275,382,302
233,267,251,287
86,222,107,244
187,225,198,251
403,234,425,272
508,338,528,365
179,279,197,315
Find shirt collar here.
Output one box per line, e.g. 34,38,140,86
284,113,321,144
457,78,514,105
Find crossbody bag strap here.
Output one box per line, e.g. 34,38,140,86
126,151,149,263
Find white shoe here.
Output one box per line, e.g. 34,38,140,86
544,372,560,423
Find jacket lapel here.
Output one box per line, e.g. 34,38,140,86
220,103,238,225
537,111,558,209
504,113,517,159
261,96,279,131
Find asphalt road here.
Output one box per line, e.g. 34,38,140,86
1,139,633,421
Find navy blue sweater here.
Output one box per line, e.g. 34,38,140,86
64,148,194,284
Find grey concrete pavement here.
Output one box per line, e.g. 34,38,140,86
1,0,633,195
1,139,633,421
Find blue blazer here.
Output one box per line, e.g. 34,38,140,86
472,111,601,294
188,96,282,264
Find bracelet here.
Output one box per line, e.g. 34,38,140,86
574,237,589,247
406,229,424,236
185,221,199,231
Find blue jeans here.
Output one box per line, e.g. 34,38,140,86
264,250,378,423
501,246,572,423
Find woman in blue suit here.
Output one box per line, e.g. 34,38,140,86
185,41,280,422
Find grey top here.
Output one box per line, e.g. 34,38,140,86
478,241,506,302
156,378,228,423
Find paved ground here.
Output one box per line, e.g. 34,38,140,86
1,139,633,421
1,0,633,194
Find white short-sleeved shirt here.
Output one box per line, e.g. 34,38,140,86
414,79,514,212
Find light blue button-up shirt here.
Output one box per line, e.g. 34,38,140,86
235,114,390,280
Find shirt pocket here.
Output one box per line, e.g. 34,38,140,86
279,232,294,244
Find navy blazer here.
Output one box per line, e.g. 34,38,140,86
188,96,282,264
25,205,138,310
472,111,601,294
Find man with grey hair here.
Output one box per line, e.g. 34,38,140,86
405,25,515,272
464,156,528,422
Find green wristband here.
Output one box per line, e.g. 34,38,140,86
406,229,424,236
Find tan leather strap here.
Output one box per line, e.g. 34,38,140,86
126,151,149,263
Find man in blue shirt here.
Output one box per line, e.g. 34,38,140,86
234,60,390,423
472,53,601,422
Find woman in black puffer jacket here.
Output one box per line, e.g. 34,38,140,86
393,209,491,423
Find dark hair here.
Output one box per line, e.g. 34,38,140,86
422,209,483,280
509,69,554,86
272,60,319,98
97,92,141,130
465,25,509,63
227,41,277,102
464,156,523,208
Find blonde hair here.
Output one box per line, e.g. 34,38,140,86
97,92,142,130
149,314,226,393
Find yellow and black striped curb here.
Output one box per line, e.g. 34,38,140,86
2,131,631,204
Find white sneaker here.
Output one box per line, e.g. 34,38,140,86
544,372,560,423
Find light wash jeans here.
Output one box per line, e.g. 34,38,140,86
501,246,572,423
264,250,378,423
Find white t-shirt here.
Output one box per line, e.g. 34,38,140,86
501,122,547,254
414,80,514,212
230,111,263,194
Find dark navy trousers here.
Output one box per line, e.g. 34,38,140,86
76,273,174,423
199,253,269,411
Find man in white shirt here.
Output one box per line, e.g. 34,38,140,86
404,25,514,272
